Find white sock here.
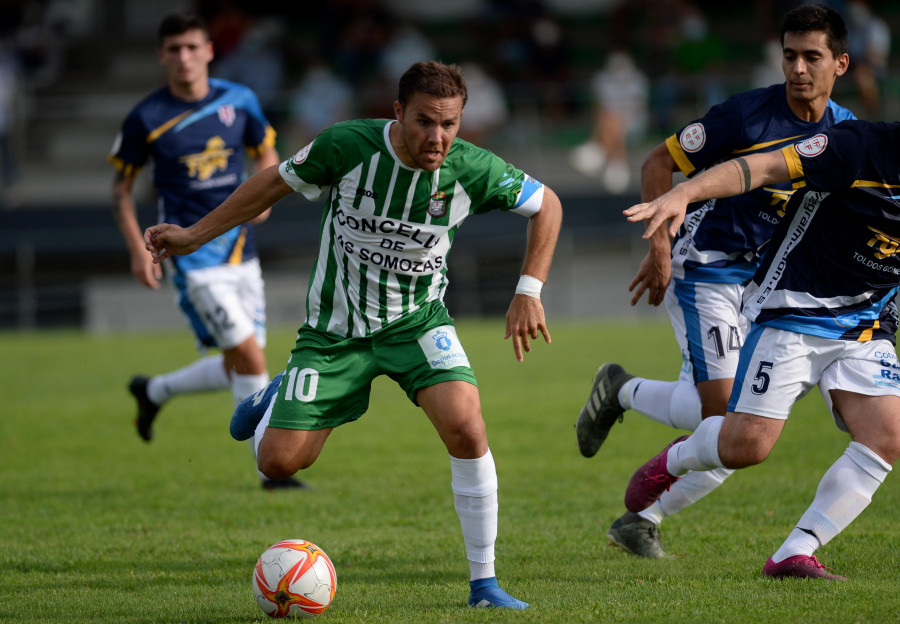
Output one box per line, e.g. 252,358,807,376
667,415,725,475
146,354,229,405
251,392,277,481
771,441,890,562
451,450,498,581
230,372,270,406
638,502,666,526
623,379,703,431
641,468,734,525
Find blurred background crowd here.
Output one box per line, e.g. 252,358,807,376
0,0,896,205
0,0,896,328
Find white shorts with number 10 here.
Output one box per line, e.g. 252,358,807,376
729,324,900,432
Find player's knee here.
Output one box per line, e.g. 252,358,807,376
257,447,317,478
440,420,487,459
861,431,900,465
718,437,771,468
258,455,307,479
224,338,266,375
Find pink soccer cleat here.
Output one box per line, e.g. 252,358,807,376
624,435,688,512
763,555,847,580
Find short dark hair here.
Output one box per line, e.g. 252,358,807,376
157,13,210,45
781,4,848,58
397,61,468,108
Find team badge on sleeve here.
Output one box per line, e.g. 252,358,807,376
292,141,313,164
679,123,706,153
796,134,828,157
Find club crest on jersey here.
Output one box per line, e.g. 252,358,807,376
432,329,452,351
428,191,447,217
679,123,706,153
292,141,313,165
217,104,236,127
796,134,828,157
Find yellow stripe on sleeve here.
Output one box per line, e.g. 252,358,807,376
665,134,695,176
781,144,805,183
107,154,142,178
246,126,278,159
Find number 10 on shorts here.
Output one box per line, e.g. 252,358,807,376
284,368,319,402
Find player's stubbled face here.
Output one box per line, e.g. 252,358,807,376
393,93,464,172
782,30,846,105
159,29,213,88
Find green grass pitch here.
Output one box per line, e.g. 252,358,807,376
1,320,898,623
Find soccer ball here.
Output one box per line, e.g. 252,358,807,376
252,539,337,618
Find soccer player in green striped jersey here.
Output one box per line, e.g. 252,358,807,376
145,61,562,609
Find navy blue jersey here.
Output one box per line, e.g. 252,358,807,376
743,120,900,343
666,84,855,284
109,78,276,272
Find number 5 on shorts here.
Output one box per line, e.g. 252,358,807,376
284,367,319,402
751,361,773,395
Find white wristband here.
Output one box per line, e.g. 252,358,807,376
515,274,543,299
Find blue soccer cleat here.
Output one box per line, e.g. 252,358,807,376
467,577,529,610
230,372,282,441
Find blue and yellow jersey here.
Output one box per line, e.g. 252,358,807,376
108,78,276,273
666,83,855,284
743,120,900,343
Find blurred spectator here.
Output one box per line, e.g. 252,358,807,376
526,10,572,121
212,17,286,121
846,0,890,117
607,0,719,135
319,0,392,86
478,0,572,124
669,3,727,115
288,60,355,145
457,62,509,146
197,0,251,58
570,50,649,194
0,37,21,203
363,19,438,118
14,0,63,89
379,21,437,82
752,38,785,89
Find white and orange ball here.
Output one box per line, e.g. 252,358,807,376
252,539,337,618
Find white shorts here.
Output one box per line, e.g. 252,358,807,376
665,280,750,383
176,258,267,351
729,324,900,431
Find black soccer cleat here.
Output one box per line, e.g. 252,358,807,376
575,363,634,457
261,476,311,491
129,375,161,442
607,511,668,559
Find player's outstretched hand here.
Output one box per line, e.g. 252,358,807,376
144,223,199,264
505,294,551,362
624,187,690,240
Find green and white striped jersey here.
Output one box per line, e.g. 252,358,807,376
279,118,545,338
